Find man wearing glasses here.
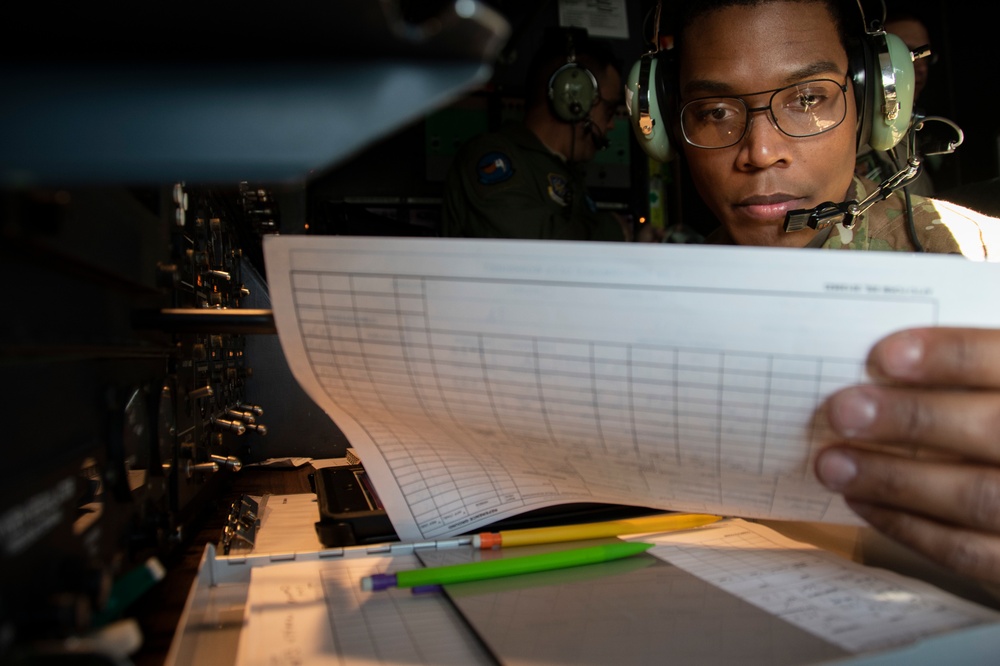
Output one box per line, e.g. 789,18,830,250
441,30,630,241
669,0,1000,589
676,0,994,252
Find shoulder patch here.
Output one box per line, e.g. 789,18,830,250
547,173,570,207
476,152,514,185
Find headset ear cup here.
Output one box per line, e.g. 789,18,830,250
625,54,674,162
549,63,599,123
848,35,871,151
867,32,915,151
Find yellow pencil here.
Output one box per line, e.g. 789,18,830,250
473,513,722,549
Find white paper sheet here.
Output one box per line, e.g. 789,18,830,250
252,494,325,554
234,555,492,666
263,236,1000,541
640,519,1000,653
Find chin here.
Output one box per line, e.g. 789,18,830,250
729,222,813,248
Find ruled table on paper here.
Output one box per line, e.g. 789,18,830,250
263,236,1000,541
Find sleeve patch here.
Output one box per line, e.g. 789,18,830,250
547,173,570,207
476,152,515,185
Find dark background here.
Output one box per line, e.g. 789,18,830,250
5,0,992,239
877,0,996,189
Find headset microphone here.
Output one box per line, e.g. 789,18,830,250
583,116,610,150
783,114,963,233
783,157,922,232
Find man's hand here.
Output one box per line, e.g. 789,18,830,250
815,327,1000,584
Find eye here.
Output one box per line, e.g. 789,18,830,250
798,92,820,108
795,91,827,111
778,82,835,114
689,99,742,124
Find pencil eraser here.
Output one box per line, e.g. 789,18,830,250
477,532,501,549
361,573,397,592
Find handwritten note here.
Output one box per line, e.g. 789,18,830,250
640,520,1000,653
234,555,492,665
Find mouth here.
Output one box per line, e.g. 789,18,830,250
733,194,807,222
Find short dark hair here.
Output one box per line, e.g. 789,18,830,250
523,27,621,109
669,0,857,60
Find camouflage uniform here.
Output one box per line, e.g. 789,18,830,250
441,122,625,241
708,176,1000,258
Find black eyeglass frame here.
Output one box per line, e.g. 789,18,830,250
679,78,850,150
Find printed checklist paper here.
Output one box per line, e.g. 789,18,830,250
641,519,999,654
264,236,1000,542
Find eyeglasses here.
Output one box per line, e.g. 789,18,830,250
680,78,849,149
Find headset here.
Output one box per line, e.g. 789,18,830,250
625,0,916,164
548,30,601,124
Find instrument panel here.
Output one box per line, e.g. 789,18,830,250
0,182,276,660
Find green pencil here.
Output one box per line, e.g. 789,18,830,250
361,541,653,591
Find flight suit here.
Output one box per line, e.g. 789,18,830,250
441,122,625,241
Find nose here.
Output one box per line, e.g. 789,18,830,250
737,104,790,169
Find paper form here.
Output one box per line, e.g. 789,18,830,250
640,519,1000,653
251,494,326,554
263,236,1000,541
234,555,492,666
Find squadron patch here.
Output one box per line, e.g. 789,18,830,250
476,152,514,185
547,173,570,207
